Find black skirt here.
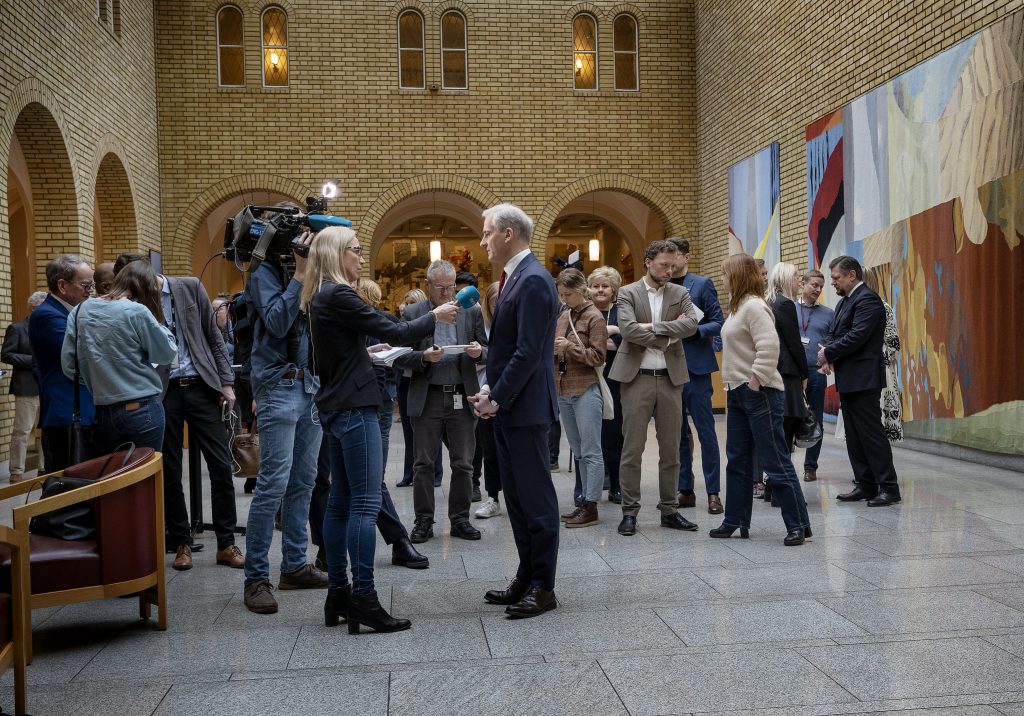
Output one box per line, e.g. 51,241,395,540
781,374,805,418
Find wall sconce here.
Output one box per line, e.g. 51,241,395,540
575,57,583,73
429,240,442,262
589,239,600,262
270,51,280,67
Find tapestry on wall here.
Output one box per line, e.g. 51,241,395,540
728,142,780,270
805,10,1024,454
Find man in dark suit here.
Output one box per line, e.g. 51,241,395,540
668,237,725,515
395,259,487,544
29,255,97,473
2,291,47,481
469,203,561,618
818,255,900,506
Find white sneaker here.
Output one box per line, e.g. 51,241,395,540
474,497,501,519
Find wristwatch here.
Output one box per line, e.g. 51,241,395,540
489,398,499,409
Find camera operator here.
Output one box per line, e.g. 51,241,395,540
243,228,327,615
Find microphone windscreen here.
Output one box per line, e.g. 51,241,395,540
454,285,480,309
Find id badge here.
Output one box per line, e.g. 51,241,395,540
453,394,464,410
800,336,810,345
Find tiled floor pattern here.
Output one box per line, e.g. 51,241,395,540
5,421,1024,715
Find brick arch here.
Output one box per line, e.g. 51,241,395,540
93,150,139,262
534,174,688,256
565,3,605,22
390,0,431,21
169,174,312,274
607,3,647,24
359,174,501,248
431,0,471,19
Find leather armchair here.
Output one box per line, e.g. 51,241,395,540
0,526,27,715
0,448,167,662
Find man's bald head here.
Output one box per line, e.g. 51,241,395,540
94,262,116,296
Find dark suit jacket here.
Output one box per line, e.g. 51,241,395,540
823,284,886,394
1,320,38,396
162,277,234,395
674,272,724,376
769,296,809,380
29,294,95,428
486,252,559,428
394,300,488,418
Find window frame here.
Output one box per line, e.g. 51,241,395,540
572,13,599,92
397,9,426,90
613,13,639,92
439,10,468,91
216,4,246,88
261,5,289,88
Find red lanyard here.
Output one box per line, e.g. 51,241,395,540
799,303,813,334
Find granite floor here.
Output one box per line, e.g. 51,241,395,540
5,420,1024,716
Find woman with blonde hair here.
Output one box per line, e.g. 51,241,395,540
554,268,608,528
588,265,623,504
305,227,457,633
709,254,810,546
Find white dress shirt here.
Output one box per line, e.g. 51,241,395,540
500,248,533,292
638,277,668,370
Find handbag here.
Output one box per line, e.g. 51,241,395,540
567,310,614,420
794,394,823,449
68,304,90,465
29,443,137,541
231,414,260,479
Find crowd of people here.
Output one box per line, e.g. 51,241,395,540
1,202,902,632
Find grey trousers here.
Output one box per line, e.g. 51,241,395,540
619,373,684,516
411,385,476,524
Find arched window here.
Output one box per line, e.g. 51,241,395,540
261,6,288,87
613,14,639,91
573,14,598,91
440,11,468,90
217,5,245,87
398,10,425,89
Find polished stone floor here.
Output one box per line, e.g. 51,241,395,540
5,420,1024,716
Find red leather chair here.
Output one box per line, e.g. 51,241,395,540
0,448,167,662
0,526,28,715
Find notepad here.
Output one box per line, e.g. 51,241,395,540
371,346,413,366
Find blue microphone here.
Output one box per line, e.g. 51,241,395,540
453,285,480,309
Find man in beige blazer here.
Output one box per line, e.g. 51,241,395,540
609,240,699,536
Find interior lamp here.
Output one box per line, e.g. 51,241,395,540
430,240,442,262
589,239,600,261
270,51,280,67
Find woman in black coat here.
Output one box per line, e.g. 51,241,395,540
303,228,458,634
766,262,810,450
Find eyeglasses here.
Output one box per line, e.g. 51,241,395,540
65,280,94,292
346,246,363,256
431,284,456,292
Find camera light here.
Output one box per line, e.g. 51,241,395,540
321,180,339,199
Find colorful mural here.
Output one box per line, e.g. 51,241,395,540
805,10,1024,454
728,142,780,270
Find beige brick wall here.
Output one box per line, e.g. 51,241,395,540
0,1,161,461
694,0,1024,280
154,0,699,275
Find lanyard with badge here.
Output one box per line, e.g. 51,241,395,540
799,303,812,345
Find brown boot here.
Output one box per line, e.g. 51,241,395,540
565,501,598,528
560,504,583,521
172,544,193,571
216,544,245,568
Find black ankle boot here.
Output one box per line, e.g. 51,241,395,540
324,585,352,627
348,590,411,634
708,524,750,539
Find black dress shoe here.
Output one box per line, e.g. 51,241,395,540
392,538,430,569
472,485,482,502
837,487,877,502
484,578,529,605
607,490,622,504
709,523,749,539
410,518,433,544
661,512,699,531
867,491,902,507
617,515,637,536
505,586,558,619
396,477,413,487
783,529,806,546
450,521,481,540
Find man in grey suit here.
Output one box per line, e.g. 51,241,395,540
610,240,700,536
396,260,487,544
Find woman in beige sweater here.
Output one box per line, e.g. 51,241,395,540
554,268,608,528
710,254,811,546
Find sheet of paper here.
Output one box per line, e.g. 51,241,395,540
692,304,705,322
441,344,472,355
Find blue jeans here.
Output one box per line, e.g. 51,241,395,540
558,384,605,503
723,385,810,532
95,396,165,453
244,377,322,583
804,371,826,471
678,372,721,494
322,407,382,595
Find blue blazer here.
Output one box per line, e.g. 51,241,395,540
823,285,887,394
676,272,724,376
29,294,95,428
486,252,559,428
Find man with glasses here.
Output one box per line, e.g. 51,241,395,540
395,260,485,544
29,254,97,472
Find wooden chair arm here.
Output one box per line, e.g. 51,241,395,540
0,470,64,502
10,454,163,533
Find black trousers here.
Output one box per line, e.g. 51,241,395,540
548,419,561,465
398,375,443,484
476,417,501,499
162,382,238,549
840,388,899,494
494,418,559,590
600,377,623,493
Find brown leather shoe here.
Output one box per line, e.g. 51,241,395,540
172,544,193,571
560,504,583,521
677,491,696,508
244,579,278,614
564,501,598,528
278,563,328,590
803,469,817,482
708,494,724,514
8,473,25,484
505,586,558,618
216,544,245,568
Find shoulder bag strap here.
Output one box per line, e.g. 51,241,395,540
72,304,82,420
